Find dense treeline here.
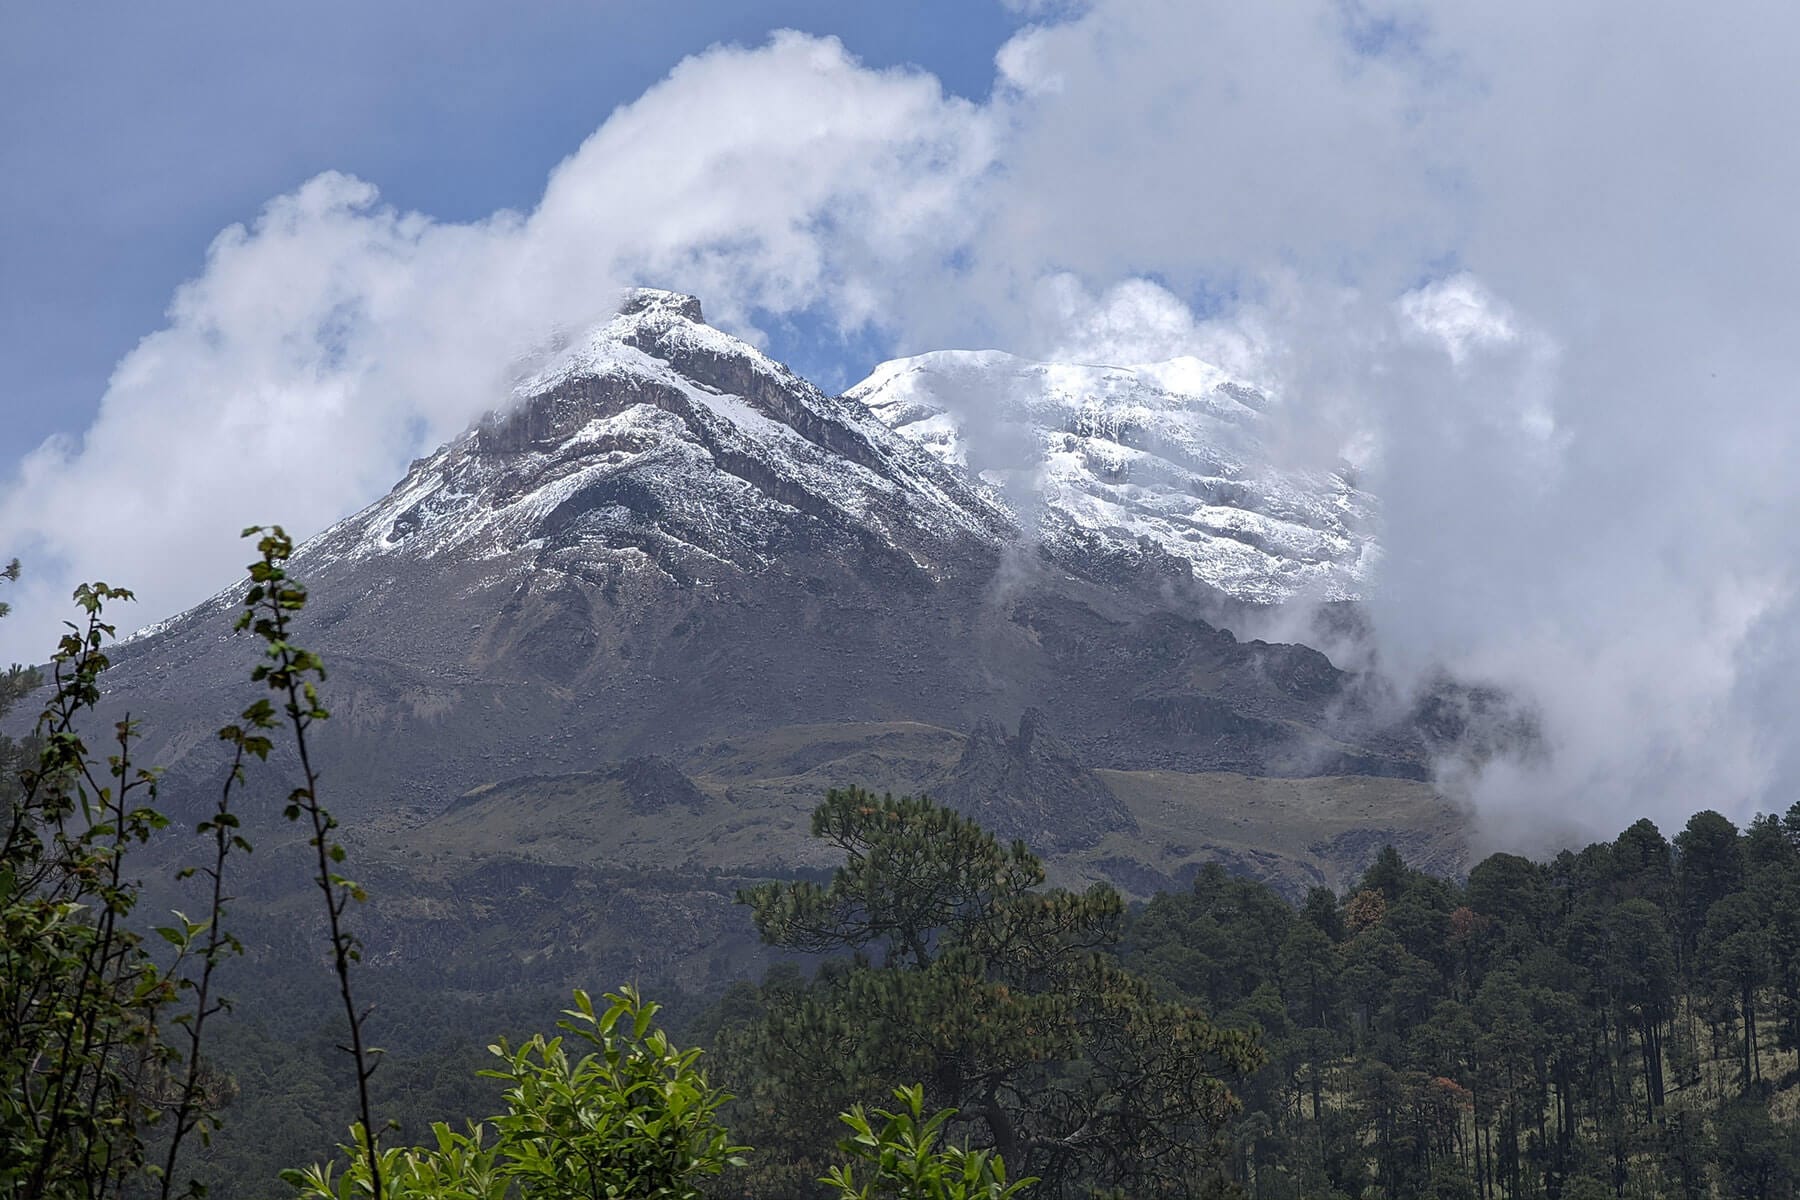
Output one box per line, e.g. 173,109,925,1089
1120,810,1800,1198
690,804,1800,1199
1108,813,1800,1194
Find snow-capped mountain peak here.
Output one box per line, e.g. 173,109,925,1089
294,289,1008,588
222,290,1373,622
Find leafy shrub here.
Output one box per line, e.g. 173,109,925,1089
0,581,201,1200
822,1085,1035,1200
283,987,744,1200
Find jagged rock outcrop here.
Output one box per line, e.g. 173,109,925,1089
937,709,1136,852
617,755,709,814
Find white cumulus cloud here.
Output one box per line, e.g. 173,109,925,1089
0,32,992,662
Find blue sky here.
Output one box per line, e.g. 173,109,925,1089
6,0,1800,835
0,0,1020,468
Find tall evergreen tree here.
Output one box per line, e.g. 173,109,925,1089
726,788,1261,1200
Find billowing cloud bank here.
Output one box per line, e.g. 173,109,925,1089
9,1,1800,843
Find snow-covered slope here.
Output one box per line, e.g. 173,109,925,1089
848,350,1375,603
294,290,1009,586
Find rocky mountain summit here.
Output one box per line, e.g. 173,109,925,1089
936,708,1136,852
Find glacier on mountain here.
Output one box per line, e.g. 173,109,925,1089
848,349,1375,603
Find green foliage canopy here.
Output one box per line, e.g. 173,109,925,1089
727,787,1260,1200
283,987,744,1200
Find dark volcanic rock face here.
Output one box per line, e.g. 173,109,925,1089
937,709,1135,852
616,755,709,814
100,289,1448,829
